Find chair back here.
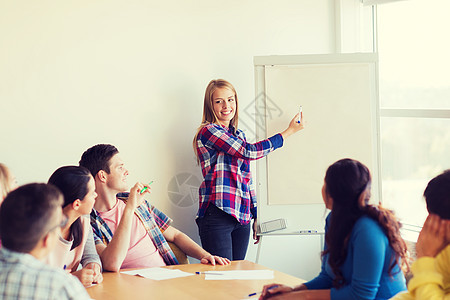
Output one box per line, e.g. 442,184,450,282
167,241,189,264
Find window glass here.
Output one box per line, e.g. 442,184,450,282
380,117,450,226
377,0,450,226
378,0,450,109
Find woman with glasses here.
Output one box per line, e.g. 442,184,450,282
47,165,103,287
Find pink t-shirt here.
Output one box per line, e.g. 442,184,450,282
98,199,166,269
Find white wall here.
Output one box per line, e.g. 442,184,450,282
0,0,335,279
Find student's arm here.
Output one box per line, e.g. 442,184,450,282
260,249,333,299
96,183,149,272
76,226,102,284
249,179,260,244
406,215,449,300
302,263,334,290
162,226,230,265
260,289,330,300
71,267,95,287
280,112,304,140
199,119,296,160
80,226,102,268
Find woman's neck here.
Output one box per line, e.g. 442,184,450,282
217,121,230,128
61,207,80,241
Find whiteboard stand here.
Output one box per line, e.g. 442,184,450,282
253,53,380,264
255,230,325,264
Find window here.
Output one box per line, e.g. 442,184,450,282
377,0,450,227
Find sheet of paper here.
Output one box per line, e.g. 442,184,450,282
204,270,274,280
121,267,194,281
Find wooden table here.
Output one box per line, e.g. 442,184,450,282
86,260,304,300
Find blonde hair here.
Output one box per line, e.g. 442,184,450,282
0,163,11,201
192,79,239,163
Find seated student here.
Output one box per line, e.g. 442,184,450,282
0,183,90,300
392,170,450,300
47,166,103,287
0,163,18,204
260,158,408,300
79,144,230,271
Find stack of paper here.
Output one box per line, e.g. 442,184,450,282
121,268,194,281
203,270,274,280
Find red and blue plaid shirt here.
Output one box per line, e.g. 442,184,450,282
196,123,283,225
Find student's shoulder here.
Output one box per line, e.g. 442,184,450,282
355,215,380,228
199,123,225,134
145,201,168,218
234,127,245,137
12,262,88,299
33,261,75,284
353,216,385,236
350,217,389,252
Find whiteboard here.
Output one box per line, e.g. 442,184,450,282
254,54,380,231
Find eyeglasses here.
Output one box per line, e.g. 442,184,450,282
45,214,69,236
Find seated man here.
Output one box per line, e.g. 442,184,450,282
0,183,90,300
393,170,450,300
79,144,230,271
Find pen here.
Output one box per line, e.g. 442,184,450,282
195,271,224,275
248,285,278,297
297,106,302,123
140,181,154,194
299,230,318,233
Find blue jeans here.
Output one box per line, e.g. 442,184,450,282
196,205,250,260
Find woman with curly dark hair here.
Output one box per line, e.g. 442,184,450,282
260,158,409,300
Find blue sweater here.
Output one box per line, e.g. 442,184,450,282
304,213,406,300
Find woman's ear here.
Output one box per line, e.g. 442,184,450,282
72,199,82,211
325,196,333,210
321,183,333,210
358,189,370,208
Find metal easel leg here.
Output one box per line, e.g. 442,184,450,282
255,235,263,264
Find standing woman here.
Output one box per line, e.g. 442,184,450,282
260,159,409,300
193,79,304,260
47,166,103,287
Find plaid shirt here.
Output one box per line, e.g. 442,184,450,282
196,123,283,224
0,247,90,300
90,193,179,266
